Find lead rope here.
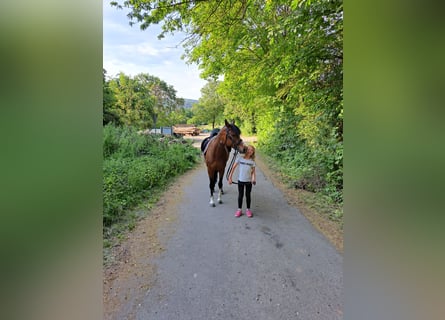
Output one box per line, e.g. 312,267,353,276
226,149,239,184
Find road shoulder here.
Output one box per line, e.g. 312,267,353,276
255,152,343,253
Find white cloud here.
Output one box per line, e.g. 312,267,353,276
103,19,129,35
103,2,206,99
117,43,161,56
103,56,206,99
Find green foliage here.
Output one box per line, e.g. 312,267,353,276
103,124,200,228
111,0,343,202
258,102,343,203
103,70,187,129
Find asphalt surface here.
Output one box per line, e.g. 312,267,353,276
112,146,343,320
121,148,344,320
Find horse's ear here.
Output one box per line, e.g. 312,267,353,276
225,119,229,127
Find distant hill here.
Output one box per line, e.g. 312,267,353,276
182,99,198,109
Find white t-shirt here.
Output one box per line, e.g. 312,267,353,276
236,157,255,182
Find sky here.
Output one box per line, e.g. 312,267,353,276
103,2,207,100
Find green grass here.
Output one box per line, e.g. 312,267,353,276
103,124,200,265
258,149,343,229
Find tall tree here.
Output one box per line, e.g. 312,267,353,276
191,80,225,128
134,73,183,126
106,72,184,128
108,72,155,128
103,69,119,125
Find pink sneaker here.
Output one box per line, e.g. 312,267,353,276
235,209,242,217
246,209,253,218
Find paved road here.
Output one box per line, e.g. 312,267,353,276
111,147,343,319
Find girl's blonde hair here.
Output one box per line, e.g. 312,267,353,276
247,145,255,160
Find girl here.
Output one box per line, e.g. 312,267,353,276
228,145,256,218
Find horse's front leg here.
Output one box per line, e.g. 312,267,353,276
209,171,217,207
217,170,224,204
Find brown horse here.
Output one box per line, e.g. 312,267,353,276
202,120,244,207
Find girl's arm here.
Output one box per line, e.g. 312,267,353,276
228,162,238,184
251,167,256,185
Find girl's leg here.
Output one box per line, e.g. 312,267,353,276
245,183,253,208
238,183,245,209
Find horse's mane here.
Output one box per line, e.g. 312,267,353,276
226,123,241,136
210,128,220,137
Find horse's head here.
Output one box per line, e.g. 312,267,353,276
223,119,245,152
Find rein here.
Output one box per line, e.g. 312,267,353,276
226,149,239,184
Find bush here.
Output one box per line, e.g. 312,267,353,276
103,125,200,228
258,115,343,204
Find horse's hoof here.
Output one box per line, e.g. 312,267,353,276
218,200,223,204
210,203,215,207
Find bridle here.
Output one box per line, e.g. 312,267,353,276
223,125,243,153
223,125,244,184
